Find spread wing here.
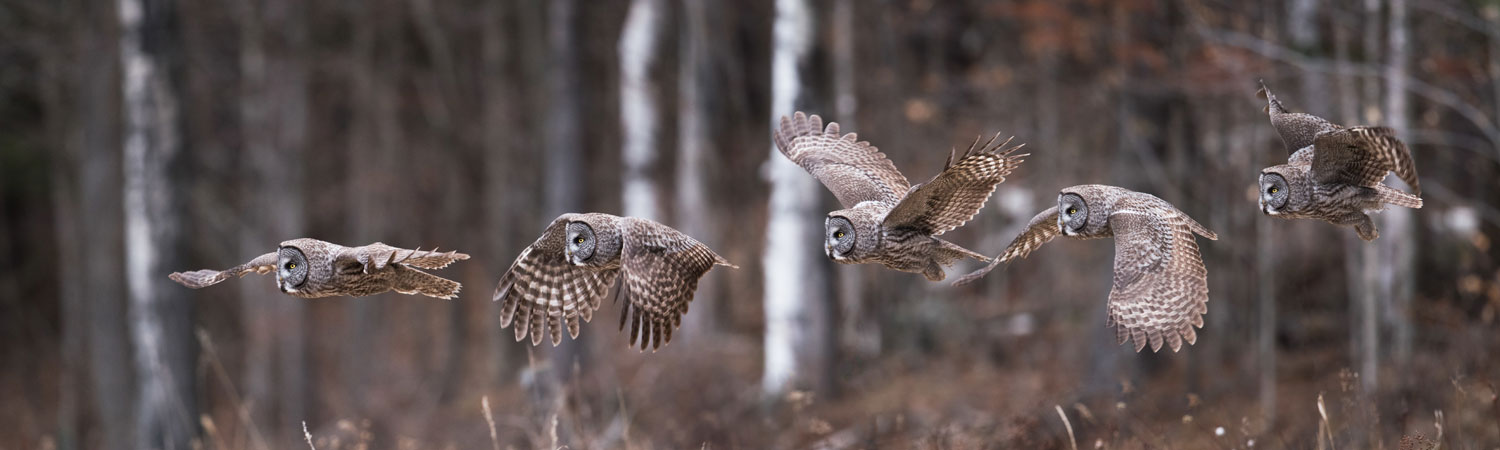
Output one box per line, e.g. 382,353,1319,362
1311,126,1421,194
168,252,278,289
495,217,620,345
1105,198,1217,353
1258,82,1341,153
616,218,735,351
952,206,1059,286
883,133,1027,235
773,112,911,208
353,243,470,272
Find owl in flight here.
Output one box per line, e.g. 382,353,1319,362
956,185,1218,353
168,239,469,299
773,112,1027,281
494,213,735,350
1256,82,1422,241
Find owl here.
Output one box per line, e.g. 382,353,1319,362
168,239,469,299
1255,82,1423,241
773,112,1027,281
955,185,1219,353
494,213,735,350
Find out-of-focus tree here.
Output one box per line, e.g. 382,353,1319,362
235,0,309,444
676,0,720,338
620,0,665,223
762,0,835,400
118,0,198,447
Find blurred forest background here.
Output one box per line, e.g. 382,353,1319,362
3,0,1500,448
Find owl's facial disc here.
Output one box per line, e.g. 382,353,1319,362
1059,193,1088,236
277,247,310,293
565,221,596,266
825,216,857,261
1259,172,1290,214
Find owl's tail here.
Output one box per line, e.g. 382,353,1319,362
920,239,989,281
1376,184,1423,210
935,238,988,264
390,267,462,300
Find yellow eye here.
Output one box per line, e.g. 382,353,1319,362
1269,187,1279,194
834,231,845,238
575,237,585,244
288,263,296,269
1067,207,1077,215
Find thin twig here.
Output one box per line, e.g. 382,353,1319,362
196,328,271,450
1054,405,1078,450
1432,410,1444,450
1317,393,1335,450
302,421,316,450
483,396,501,450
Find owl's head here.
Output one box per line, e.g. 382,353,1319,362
276,246,310,294
274,238,362,297
564,215,623,268
825,206,881,263
1057,185,1118,238
1258,164,1312,216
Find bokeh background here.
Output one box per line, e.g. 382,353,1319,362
3,0,1499,448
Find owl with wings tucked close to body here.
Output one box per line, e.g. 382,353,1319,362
956,185,1219,353
1255,82,1422,241
494,213,735,350
168,239,470,299
773,112,1028,281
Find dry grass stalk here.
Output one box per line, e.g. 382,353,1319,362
196,328,270,450
302,421,316,450
1054,405,1077,450
483,396,500,450
1316,393,1334,450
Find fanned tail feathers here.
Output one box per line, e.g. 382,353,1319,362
1376,184,1422,209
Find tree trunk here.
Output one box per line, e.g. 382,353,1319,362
675,0,720,338
762,0,834,400
48,1,130,446
1288,0,1328,117
342,0,399,415
620,0,665,222
543,0,587,443
1350,0,1383,396
1381,0,1414,369
118,0,197,447
482,0,524,386
45,22,86,447
82,23,133,444
237,0,308,443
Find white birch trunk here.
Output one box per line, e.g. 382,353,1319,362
762,0,832,398
676,0,719,336
119,0,196,446
1381,0,1414,365
620,0,665,221
1351,0,1383,395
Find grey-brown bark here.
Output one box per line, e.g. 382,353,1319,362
235,0,308,443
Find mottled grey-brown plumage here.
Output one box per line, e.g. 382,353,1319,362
494,213,735,350
168,239,469,299
773,111,1028,281
1256,82,1423,241
956,185,1218,353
